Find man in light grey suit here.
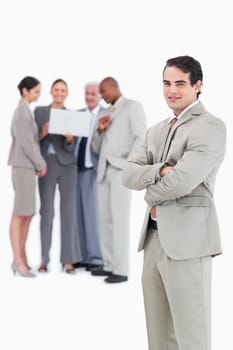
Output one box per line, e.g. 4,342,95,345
122,56,226,350
73,82,103,271
122,56,226,349
91,77,147,283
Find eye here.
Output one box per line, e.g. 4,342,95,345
176,82,186,87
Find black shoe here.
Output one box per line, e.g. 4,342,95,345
104,274,128,283
86,264,103,271
73,262,88,269
91,269,112,276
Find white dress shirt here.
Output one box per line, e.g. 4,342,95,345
77,104,101,168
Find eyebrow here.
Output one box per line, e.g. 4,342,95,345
163,79,188,84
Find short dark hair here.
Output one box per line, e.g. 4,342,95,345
17,76,40,96
163,56,203,97
51,78,68,89
100,77,119,88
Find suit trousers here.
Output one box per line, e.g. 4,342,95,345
38,155,82,265
142,228,212,350
98,164,131,276
76,168,103,265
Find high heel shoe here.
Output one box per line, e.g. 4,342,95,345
38,264,48,273
11,264,36,278
62,264,76,275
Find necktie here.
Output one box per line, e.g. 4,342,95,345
160,117,178,163
77,137,88,170
150,117,178,223
170,117,177,128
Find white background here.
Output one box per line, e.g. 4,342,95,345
0,1,232,349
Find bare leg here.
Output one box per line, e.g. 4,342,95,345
10,215,33,273
20,216,33,266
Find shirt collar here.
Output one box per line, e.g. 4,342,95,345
87,104,101,117
168,100,200,124
112,95,124,109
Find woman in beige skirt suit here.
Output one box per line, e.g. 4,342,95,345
8,76,47,277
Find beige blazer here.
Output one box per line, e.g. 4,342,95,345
8,99,46,171
122,102,226,260
92,96,147,182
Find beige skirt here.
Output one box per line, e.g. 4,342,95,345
12,167,36,216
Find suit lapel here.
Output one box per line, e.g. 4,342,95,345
161,115,190,162
161,102,204,161
105,97,126,133
158,121,172,162
110,97,126,120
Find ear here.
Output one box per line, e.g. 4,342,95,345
194,80,202,94
22,87,28,97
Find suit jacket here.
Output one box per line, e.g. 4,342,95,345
92,96,147,182
34,105,76,165
8,99,46,170
122,102,226,260
76,106,104,174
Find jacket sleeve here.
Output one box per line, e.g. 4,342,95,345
91,108,109,155
127,101,148,158
13,109,46,170
144,118,226,206
122,128,166,190
91,127,105,155
64,137,76,152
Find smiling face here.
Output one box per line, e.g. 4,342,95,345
50,81,68,106
85,84,101,111
163,66,202,116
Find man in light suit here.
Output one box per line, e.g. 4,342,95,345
73,82,103,271
91,77,147,283
122,56,226,349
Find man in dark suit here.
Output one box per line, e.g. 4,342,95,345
74,82,103,271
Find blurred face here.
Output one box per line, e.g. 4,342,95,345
99,81,117,104
163,66,202,116
23,84,41,103
50,81,68,105
85,85,101,110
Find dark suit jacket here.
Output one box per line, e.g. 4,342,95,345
34,105,76,165
77,107,104,174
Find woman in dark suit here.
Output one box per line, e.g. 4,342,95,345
35,79,81,274
8,76,47,277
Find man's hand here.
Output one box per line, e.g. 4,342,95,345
149,166,174,218
160,165,174,177
97,116,111,134
150,206,157,219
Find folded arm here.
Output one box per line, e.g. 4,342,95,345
144,119,226,206
122,129,167,190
